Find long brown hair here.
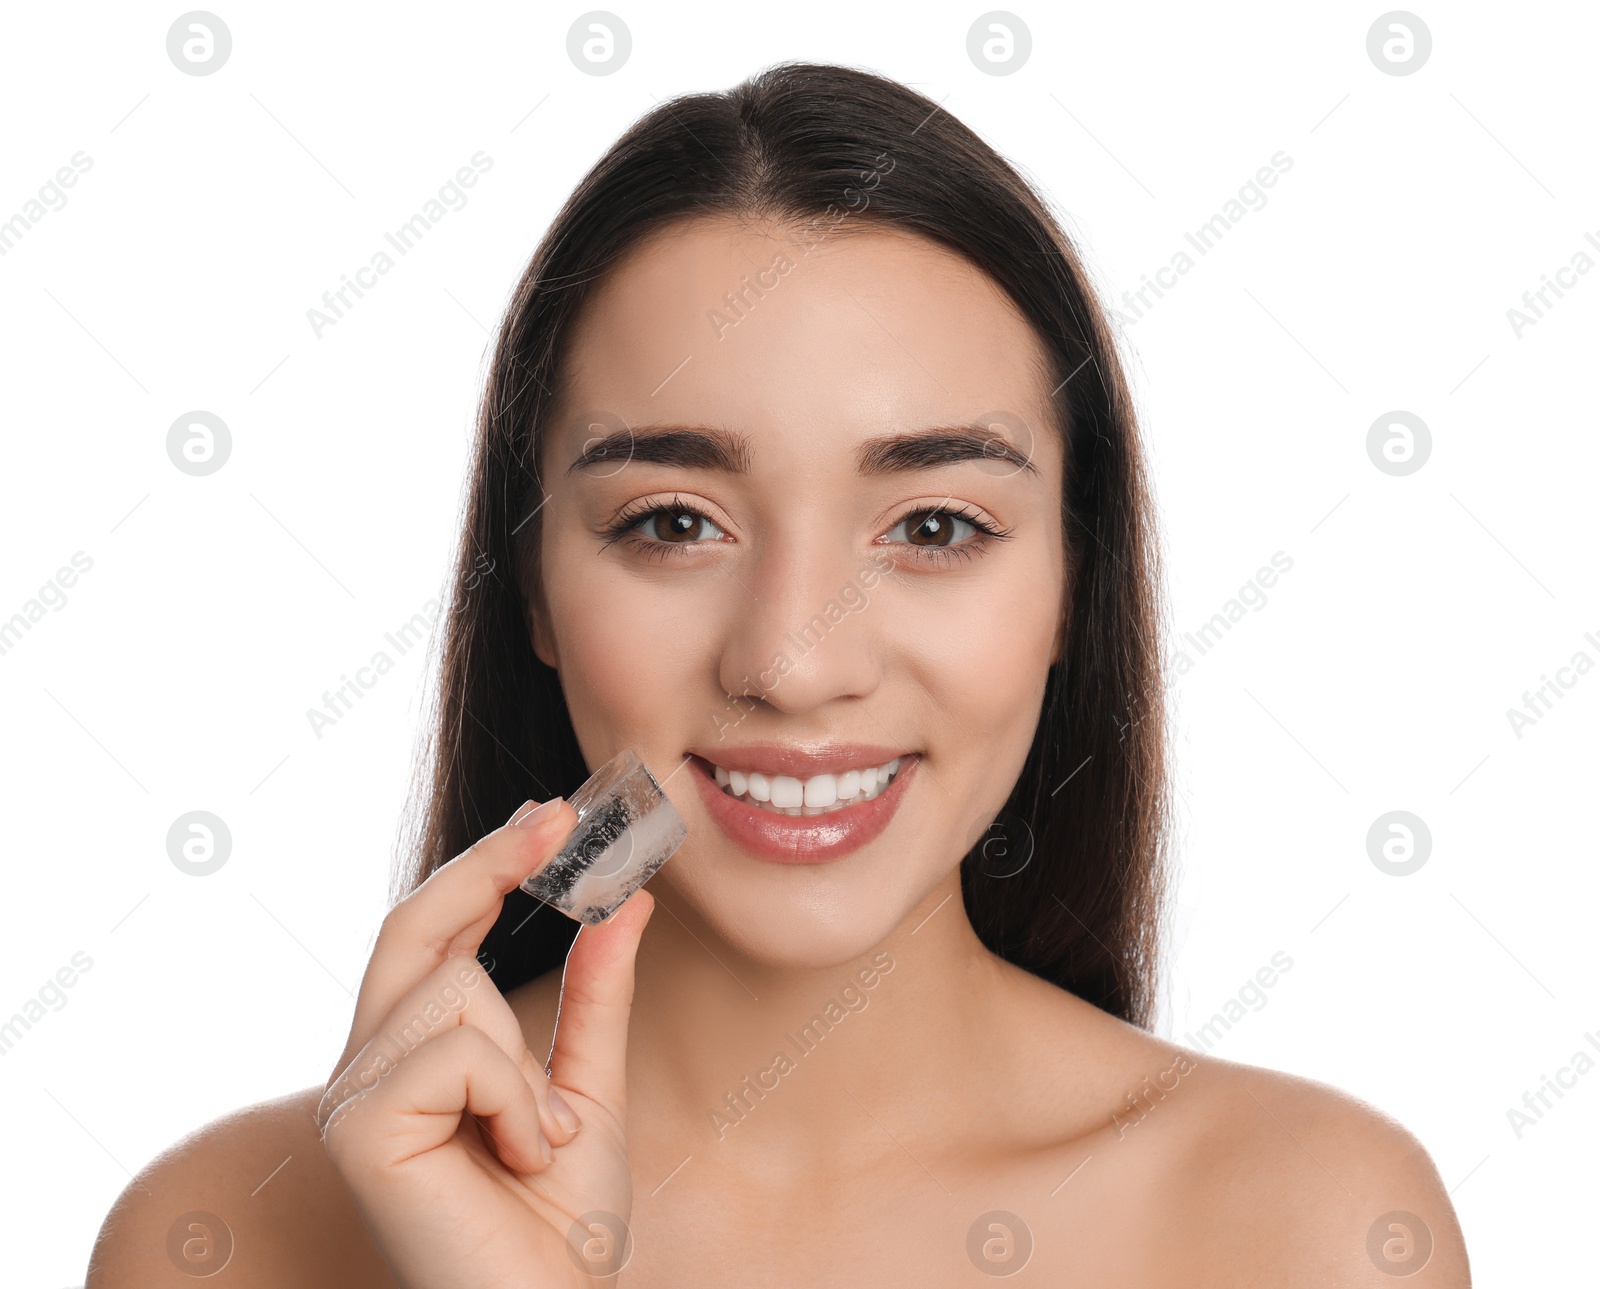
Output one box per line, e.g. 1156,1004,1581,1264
395,60,1171,1028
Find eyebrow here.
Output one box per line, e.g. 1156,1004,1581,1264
565,423,1037,477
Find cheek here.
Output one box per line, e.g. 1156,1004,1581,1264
923,604,1054,739
909,540,1059,689
892,547,1059,799
541,536,711,750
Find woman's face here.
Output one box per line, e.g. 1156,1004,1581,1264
530,216,1066,967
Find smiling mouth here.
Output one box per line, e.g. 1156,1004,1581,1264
694,754,909,816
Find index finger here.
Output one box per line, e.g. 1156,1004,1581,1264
332,796,578,1077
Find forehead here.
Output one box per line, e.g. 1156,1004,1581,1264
547,216,1054,471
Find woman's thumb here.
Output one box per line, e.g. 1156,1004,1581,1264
546,889,655,1119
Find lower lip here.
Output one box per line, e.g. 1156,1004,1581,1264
688,754,919,864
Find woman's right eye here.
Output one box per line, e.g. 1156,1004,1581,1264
603,502,729,552
635,507,724,543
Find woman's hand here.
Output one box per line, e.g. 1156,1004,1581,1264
317,797,654,1289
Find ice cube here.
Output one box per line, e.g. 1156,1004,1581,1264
519,747,687,925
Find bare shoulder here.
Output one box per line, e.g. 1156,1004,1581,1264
990,967,1469,1285
1154,1049,1472,1286
87,1084,394,1288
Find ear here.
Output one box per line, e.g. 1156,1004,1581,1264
526,584,558,670
1049,601,1070,667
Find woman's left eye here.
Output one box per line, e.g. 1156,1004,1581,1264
879,507,1012,564
883,509,981,548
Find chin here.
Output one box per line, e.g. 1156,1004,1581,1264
653,856,914,970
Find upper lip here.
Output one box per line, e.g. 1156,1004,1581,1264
690,742,915,779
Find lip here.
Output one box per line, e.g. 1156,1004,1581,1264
688,751,920,865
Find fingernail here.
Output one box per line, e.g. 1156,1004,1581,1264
548,1085,582,1135
511,797,564,829
537,1129,553,1165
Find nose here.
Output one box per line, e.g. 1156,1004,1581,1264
715,540,885,717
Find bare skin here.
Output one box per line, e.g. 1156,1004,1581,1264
88,218,1470,1286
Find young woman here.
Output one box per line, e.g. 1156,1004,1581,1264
89,62,1469,1287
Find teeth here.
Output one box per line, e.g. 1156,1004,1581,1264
803,774,837,808
708,754,908,816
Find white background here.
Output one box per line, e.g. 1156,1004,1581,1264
2,1,1594,1283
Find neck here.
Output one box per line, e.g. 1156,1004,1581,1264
624,868,1014,1174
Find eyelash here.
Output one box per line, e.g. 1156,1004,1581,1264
597,494,1014,566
